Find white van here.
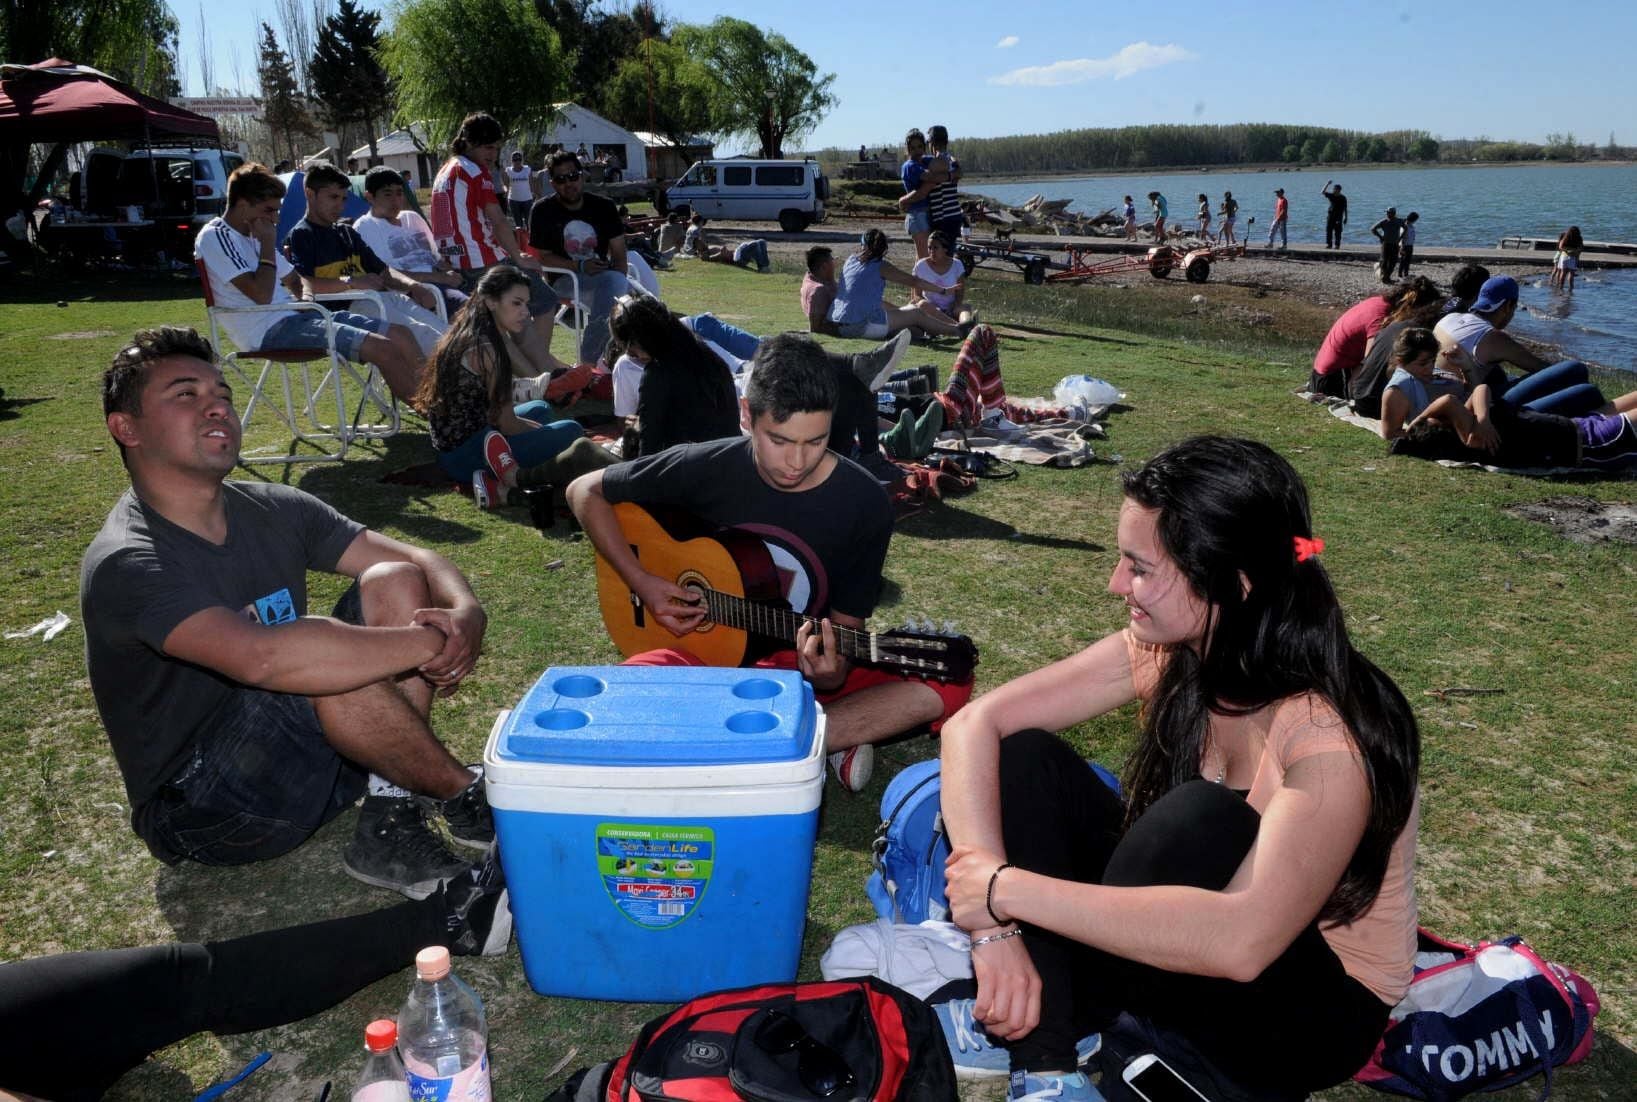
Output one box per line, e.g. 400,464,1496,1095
665,159,828,232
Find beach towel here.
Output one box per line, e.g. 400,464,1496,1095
942,418,1101,468
941,324,1005,428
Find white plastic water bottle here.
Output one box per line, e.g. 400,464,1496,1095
352,1019,411,1102
398,946,491,1101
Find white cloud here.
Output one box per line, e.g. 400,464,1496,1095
989,41,1196,86
996,35,1020,49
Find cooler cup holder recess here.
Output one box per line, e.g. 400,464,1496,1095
731,678,784,700
553,675,607,699
724,711,779,734
535,708,592,731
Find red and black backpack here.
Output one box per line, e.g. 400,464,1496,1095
550,978,955,1102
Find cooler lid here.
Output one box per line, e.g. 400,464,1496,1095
495,666,816,766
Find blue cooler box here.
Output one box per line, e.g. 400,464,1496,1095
484,665,825,1003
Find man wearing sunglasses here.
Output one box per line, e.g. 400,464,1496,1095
528,150,630,366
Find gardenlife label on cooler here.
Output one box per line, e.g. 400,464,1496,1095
597,823,714,929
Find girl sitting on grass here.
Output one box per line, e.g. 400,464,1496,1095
829,228,968,341
936,436,1420,1102
415,266,591,509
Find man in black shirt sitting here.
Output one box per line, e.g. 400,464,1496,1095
528,150,629,366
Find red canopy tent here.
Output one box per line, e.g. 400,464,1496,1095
1,59,221,210
0,59,220,145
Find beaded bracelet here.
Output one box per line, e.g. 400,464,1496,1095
986,862,1015,926
970,927,1023,949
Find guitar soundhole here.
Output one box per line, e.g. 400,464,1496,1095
676,571,714,634
724,710,778,734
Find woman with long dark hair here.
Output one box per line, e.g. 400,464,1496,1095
415,266,587,507
937,436,1420,1102
609,294,741,457
828,228,967,341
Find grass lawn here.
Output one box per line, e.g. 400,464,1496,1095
0,259,1632,1100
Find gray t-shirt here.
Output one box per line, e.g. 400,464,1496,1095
601,436,892,621
80,482,363,807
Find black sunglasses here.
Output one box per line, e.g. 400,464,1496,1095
753,1012,855,1098
552,171,583,183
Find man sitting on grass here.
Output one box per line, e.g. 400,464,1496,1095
352,166,470,318
568,334,973,793
801,245,841,336
195,162,428,402
285,162,446,357
82,327,495,899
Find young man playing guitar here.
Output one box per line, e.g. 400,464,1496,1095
567,333,973,791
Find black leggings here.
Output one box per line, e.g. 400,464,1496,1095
0,897,450,1101
995,729,1391,1095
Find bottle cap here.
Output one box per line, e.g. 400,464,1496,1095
415,945,452,981
365,1019,398,1052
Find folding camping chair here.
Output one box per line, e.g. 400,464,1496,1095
196,259,402,465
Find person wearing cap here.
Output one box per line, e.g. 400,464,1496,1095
1370,208,1405,285
1433,275,1605,415
1267,188,1288,250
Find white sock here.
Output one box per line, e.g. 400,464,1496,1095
368,774,411,799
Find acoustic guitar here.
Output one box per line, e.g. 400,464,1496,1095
594,503,978,683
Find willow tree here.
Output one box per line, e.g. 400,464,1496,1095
381,0,566,147
672,18,835,159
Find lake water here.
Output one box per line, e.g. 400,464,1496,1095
972,164,1637,374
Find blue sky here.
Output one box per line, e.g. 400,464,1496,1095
176,0,1637,153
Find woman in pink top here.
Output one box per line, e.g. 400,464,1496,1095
1311,278,1442,398
938,436,1419,1101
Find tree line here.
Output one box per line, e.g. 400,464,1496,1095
817,122,1632,177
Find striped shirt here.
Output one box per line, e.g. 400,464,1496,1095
430,155,503,269
926,153,961,224
193,217,297,351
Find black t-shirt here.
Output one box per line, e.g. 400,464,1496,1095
601,436,892,620
1351,318,1412,417
1326,191,1348,219
80,483,363,808
1388,402,1579,467
528,191,625,264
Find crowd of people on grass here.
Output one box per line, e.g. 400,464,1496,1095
4,112,1618,1102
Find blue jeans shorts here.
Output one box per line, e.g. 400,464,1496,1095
904,209,932,235
260,309,387,362
139,586,368,866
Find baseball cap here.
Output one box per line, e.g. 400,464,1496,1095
1274,188,1284,194
1471,276,1519,313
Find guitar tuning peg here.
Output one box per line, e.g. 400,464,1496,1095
918,614,935,633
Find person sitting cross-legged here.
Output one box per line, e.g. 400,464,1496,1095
83,327,496,899
284,161,446,357
194,162,427,401
568,334,974,793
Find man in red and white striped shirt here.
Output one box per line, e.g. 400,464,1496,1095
430,113,561,367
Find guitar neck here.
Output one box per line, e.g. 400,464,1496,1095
700,588,876,660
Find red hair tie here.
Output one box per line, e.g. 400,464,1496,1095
1294,536,1325,563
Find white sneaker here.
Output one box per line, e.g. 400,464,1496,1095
827,744,874,792
1008,1070,1104,1102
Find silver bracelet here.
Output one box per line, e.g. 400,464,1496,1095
970,926,1024,949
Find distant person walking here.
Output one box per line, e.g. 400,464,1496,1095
504,152,533,230
1268,187,1289,249
1148,191,1168,242
1196,193,1213,241
1322,181,1347,249
1372,207,1405,284
1219,190,1239,245
1396,212,1419,278
1552,226,1583,290
1122,195,1138,240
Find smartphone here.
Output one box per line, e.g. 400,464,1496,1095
1121,1054,1210,1102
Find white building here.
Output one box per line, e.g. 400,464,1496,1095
519,103,646,180
348,125,438,187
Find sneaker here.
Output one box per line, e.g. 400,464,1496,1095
425,768,494,850
343,795,473,901
826,744,873,792
1007,1070,1103,1102
511,374,545,403
934,999,1100,1080
472,470,502,510
853,330,913,392
439,842,512,957
481,429,517,480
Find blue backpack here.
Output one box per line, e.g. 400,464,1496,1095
866,758,1122,924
